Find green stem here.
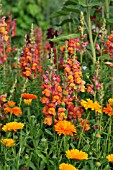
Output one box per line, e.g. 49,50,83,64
105,0,110,34
87,7,96,65
107,116,112,153
77,111,90,149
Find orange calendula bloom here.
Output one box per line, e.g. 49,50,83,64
59,163,78,170
66,149,88,160
7,101,16,107
21,93,37,100
2,122,24,132
1,138,15,147
103,104,113,116
11,107,22,116
106,154,113,163
4,106,22,116
54,120,76,136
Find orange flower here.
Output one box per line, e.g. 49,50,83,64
59,163,78,170
48,107,56,115
1,138,15,147
21,93,37,100
42,89,51,97
2,122,24,132
108,98,113,106
7,101,16,107
40,97,49,104
44,116,52,126
54,120,76,136
106,154,113,163
66,149,88,160
103,104,113,116
11,107,22,116
80,119,90,131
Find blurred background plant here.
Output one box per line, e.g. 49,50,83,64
1,0,64,45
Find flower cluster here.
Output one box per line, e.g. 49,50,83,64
41,69,63,125
4,100,22,116
60,38,88,54
105,31,113,58
80,98,102,113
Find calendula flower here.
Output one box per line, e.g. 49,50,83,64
66,149,88,160
103,104,113,116
81,99,102,113
2,122,24,132
1,138,15,147
7,101,16,107
11,107,22,116
108,98,113,106
24,99,32,105
80,99,94,110
21,93,37,100
4,106,22,116
93,101,102,113
59,163,78,170
54,120,76,136
106,154,113,163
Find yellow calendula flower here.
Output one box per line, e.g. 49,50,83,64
24,99,32,105
93,101,102,113
59,163,78,170
81,99,102,113
2,122,24,132
54,120,76,136
108,98,113,106
106,154,113,163
1,138,15,147
66,149,88,160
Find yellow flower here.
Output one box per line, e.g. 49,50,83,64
81,99,102,113
1,138,15,147
2,122,24,132
106,154,113,163
24,99,32,105
108,98,113,106
59,163,78,170
93,101,102,113
66,149,88,160
54,120,76,136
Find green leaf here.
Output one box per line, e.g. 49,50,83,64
45,129,53,136
29,161,37,170
49,34,79,42
50,10,68,18
79,0,87,7
57,18,74,26
107,18,113,24
64,0,79,6
62,6,80,13
88,1,101,7
36,151,47,163
27,4,40,17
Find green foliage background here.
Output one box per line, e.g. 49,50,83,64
1,0,64,43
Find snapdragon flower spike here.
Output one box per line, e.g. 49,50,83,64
0,16,12,64
41,69,64,125
60,37,88,55
19,28,43,79
105,31,113,59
